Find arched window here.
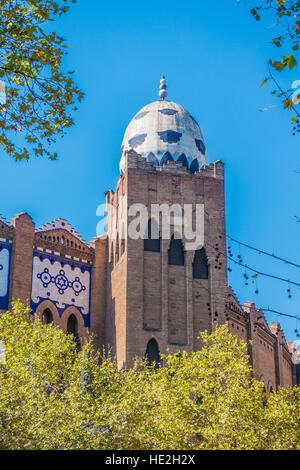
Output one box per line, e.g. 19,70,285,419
67,314,77,334
67,314,81,351
144,219,160,252
145,339,160,367
193,248,209,279
42,308,53,325
168,235,184,266
262,384,267,406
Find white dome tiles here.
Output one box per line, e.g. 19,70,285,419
120,100,207,173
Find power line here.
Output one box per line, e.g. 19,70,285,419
262,308,300,322
207,244,300,326
227,235,300,269
206,240,300,288
227,255,300,288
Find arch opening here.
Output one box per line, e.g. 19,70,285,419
168,235,184,266
193,248,209,279
145,339,161,367
67,314,81,351
144,218,160,252
42,308,53,325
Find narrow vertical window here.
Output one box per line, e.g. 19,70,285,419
42,308,53,325
168,235,184,266
262,384,267,406
145,339,160,367
67,314,81,351
144,219,160,252
193,248,209,279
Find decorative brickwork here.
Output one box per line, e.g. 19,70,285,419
0,150,296,388
31,252,91,327
0,132,297,388
0,243,11,310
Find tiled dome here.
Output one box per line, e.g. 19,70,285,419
120,100,207,173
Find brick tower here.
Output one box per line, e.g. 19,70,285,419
0,78,296,387
104,78,228,368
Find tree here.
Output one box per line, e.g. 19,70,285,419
0,0,83,161
250,1,300,128
0,301,122,449
0,302,299,450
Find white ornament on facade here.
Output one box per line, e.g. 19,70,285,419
31,255,90,316
159,76,168,100
0,247,10,299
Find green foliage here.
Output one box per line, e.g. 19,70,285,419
251,1,300,121
0,302,299,450
0,0,83,161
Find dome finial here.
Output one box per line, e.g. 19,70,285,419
159,76,168,100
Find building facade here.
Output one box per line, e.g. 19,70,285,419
0,81,297,389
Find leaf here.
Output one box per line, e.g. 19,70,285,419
0,0,82,161
261,78,269,88
283,98,293,109
283,54,297,70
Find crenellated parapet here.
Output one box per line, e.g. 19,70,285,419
242,302,294,390
226,286,249,344
0,213,13,235
36,218,87,244
124,150,224,180
198,160,225,179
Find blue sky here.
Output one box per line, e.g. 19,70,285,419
1,0,300,342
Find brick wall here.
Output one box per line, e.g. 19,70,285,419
105,150,228,366
10,213,35,306
0,152,296,388
90,235,107,350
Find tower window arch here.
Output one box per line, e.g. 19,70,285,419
168,235,184,266
145,339,161,367
262,384,267,406
67,314,78,335
144,218,160,252
67,314,81,351
193,248,209,279
42,308,53,325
